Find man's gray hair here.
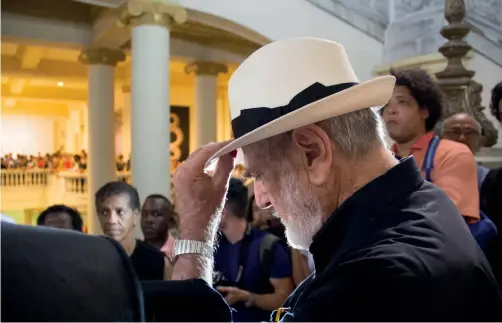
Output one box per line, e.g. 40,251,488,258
258,108,387,161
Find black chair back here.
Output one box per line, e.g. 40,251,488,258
141,279,232,322
1,222,144,322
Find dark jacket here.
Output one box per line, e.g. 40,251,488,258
278,157,502,321
481,167,502,285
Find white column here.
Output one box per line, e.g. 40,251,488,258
120,0,187,237
82,105,89,152
185,62,228,148
121,87,132,159
79,47,125,235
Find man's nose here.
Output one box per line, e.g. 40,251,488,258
385,101,398,115
145,214,156,223
107,211,119,223
254,181,272,209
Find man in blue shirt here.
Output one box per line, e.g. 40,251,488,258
214,178,294,322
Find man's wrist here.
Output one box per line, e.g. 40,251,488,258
244,292,255,308
178,217,219,244
172,253,213,283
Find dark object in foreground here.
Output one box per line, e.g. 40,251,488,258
1,222,144,322
142,280,231,322
1,222,231,322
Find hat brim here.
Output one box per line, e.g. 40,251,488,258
205,75,396,169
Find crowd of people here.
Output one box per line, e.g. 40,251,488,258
20,71,502,321
2,37,502,321
1,149,130,173
33,176,314,322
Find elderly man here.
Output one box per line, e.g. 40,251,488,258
441,112,490,187
171,38,502,321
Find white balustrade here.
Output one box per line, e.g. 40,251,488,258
60,171,88,194
1,170,131,225
1,169,49,187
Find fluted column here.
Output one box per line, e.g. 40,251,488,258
79,47,125,234
119,0,186,237
185,61,228,148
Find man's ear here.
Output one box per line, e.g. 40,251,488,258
133,209,139,227
220,207,227,220
291,125,332,186
421,107,430,120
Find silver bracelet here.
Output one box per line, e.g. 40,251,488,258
173,239,213,260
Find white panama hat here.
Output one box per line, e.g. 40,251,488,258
206,37,396,168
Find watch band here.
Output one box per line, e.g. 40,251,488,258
173,239,213,259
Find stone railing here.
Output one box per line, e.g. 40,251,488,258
1,170,132,222
0,169,50,187
58,171,131,194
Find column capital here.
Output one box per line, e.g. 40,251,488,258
185,61,228,76
78,47,126,66
117,0,187,29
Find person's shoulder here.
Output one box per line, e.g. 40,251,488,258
249,227,269,243
135,240,165,259
358,217,485,277
437,138,474,161
254,229,287,249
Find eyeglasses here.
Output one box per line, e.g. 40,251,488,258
443,129,480,139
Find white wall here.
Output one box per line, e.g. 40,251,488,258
179,0,384,82
65,108,81,154
0,115,55,155
469,53,502,148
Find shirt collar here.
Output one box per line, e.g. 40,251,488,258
391,132,435,155
309,157,424,273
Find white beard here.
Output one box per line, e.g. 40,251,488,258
275,170,324,251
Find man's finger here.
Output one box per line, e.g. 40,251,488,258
184,146,205,162
212,153,236,190
217,286,230,292
184,140,233,172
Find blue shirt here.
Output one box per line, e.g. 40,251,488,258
477,164,490,189
214,228,292,322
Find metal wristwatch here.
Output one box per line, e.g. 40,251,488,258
172,239,213,261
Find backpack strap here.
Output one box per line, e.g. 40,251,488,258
422,135,441,182
259,234,281,279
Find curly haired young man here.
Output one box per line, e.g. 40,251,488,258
381,68,480,223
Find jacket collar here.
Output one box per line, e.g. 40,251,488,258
309,157,424,273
